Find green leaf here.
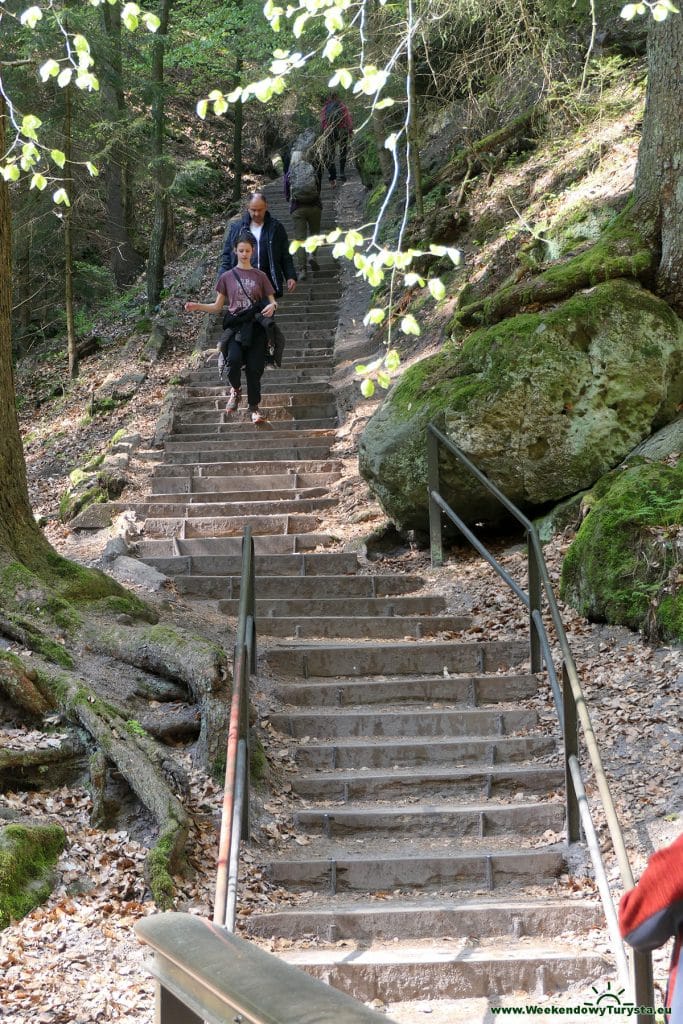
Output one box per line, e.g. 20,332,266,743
651,2,670,17
428,278,446,301
446,247,461,265
620,2,637,16
354,66,388,96
76,72,99,92
289,240,301,253
213,96,229,116
57,68,73,87
360,378,376,398
50,149,66,169
143,12,161,31
324,7,344,32
0,164,21,183
345,229,364,248
85,161,99,177
384,132,398,152
20,6,43,28
385,349,400,372
377,371,391,390
253,79,274,103
293,12,309,36
30,173,48,191
329,68,352,90
21,115,42,142
429,244,447,256
196,99,209,119
404,272,425,287
121,2,140,30
39,59,60,82
400,314,421,336
323,37,343,62
326,228,342,243
375,98,395,109
53,188,71,206
227,87,243,102
73,34,90,53
363,308,386,325
355,364,368,374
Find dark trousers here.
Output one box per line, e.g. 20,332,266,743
324,129,349,180
222,328,267,408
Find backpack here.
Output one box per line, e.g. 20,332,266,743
324,98,346,131
289,157,319,203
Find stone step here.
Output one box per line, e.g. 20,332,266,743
262,846,565,894
224,596,450,616
181,380,335,396
187,368,333,385
149,471,342,495
162,444,335,465
168,418,338,439
147,486,332,505
178,389,335,406
272,706,539,739
292,801,565,839
272,941,607,1003
293,734,556,770
142,512,324,539
164,429,336,452
245,614,470,640
217,575,427,600
134,533,339,557
140,551,359,577
150,459,343,478
245,896,600,942
291,764,564,802
137,496,338,519
273,673,539,707
264,639,528,677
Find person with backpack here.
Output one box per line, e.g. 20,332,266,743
218,191,297,296
185,231,276,424
320,92,353,186
284,131,324,280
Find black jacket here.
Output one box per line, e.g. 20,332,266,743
218,211,297,297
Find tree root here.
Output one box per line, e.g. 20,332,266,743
454,210,655,328
85,620,230,769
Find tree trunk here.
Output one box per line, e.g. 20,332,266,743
102,3,143,286
633,14,683,312
0,97,54,569
232,91,244,206
64,83,78,379
406,13,423,219
146,0,173,312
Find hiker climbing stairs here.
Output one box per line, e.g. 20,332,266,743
132,173,612,1020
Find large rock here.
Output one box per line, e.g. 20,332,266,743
560,460,682,642
359,280,683,530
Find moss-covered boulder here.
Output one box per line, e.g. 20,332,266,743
0,821,67,928
359,280,683,530
560,460,682,642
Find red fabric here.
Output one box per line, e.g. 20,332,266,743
619,833,683,1019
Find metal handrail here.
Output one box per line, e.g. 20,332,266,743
214,525,256,931
427,423,654,1018
135,912,394,1024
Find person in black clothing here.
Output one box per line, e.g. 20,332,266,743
217,191,297,296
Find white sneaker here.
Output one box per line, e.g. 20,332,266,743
226,387,241,413
250,407,267,424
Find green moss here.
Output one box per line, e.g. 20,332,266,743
91,595,158,624
125,719,147,737
110,429,127,445
250,735,268,785
561,461,683,641
146,827,177,909
0,822,67,928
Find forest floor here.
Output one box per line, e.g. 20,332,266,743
2,146,681,1019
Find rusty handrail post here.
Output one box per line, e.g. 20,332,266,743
427,426,444,567
563,662,581,844
213,526,255,929
527,534,542,673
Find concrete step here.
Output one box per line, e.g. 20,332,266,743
150,459,343,478
273,673,539,707
218,575,427,600
246,614,470,640
130,497,337,520
290,764,564,802
149,471,342,495
140,552,359,577
272,940,607,1003
293,734,557,769
270,706,539,738
262,846,566,894
292,801,565,839
134,533,339,557
163,430,336,452
245,896,601,942
162,444,335,465
147,486,332,505
142,512,325,539
264,639,528,677
224,596,450,616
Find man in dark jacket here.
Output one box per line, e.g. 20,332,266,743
218,191,297,296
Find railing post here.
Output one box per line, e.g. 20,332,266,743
562,661,581,844
527,535,542,673
427,427,443,567
631,949,655,1024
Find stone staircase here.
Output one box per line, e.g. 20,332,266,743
133,176,612,1019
